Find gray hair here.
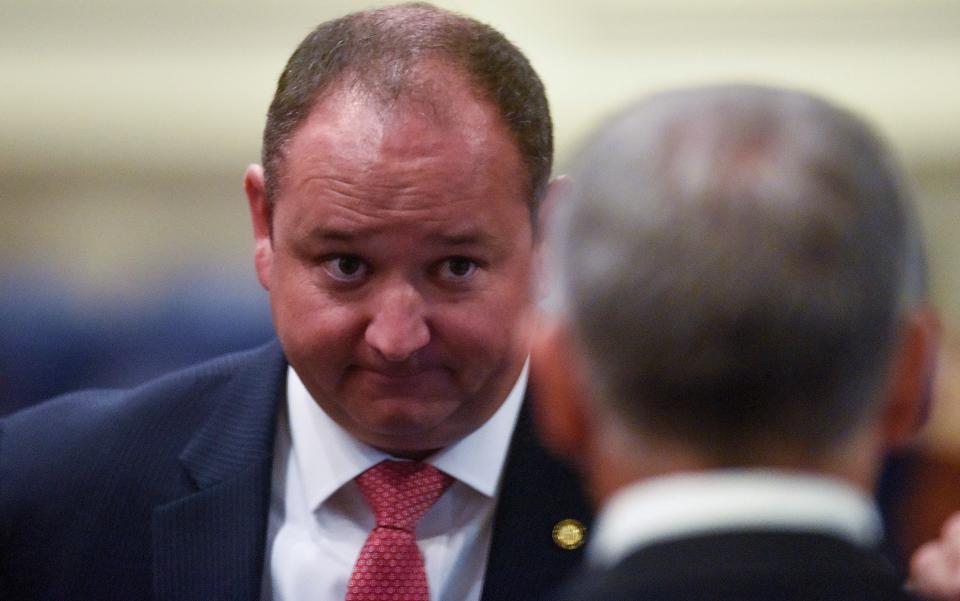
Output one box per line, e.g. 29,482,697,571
550,84,925,463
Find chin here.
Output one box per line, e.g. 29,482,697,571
366,399,453,434
356,401,463,452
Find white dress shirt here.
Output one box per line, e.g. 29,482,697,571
260,363,527,601
588,470,883,568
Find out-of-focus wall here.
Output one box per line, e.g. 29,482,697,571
2,0,957,289
2,0,958,415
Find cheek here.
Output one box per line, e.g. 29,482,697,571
273,298,366,402
269,265,361,361
437,284,534,365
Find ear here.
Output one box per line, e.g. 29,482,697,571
529,315,594,466
881,307,941,449
536,175,569,241
244,164,274,291
532,175,570,301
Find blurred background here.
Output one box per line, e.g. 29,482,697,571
1,0,958,564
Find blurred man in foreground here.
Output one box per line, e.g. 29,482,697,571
532,84,940,600
0,4,591,600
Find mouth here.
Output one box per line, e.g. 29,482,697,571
363,366,433,378
349,364,451,391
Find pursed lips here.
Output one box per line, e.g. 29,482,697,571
351,363,450,382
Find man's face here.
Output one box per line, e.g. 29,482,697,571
246,71,539,457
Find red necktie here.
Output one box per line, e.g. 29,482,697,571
346,460,454,601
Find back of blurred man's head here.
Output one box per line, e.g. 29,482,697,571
534,84,938,496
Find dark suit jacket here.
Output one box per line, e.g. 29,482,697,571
0,340,592,600
552,530,916,601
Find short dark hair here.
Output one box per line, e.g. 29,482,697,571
551,84,924,463
262,2,552,215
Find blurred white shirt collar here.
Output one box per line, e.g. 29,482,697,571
589,469,882,567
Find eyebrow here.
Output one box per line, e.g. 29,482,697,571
306,227,360,242
427,231,490,246
306,227,500,248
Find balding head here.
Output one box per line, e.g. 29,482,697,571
547,84,928,464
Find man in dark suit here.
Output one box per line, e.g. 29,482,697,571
530,84,940,601
0,4,591,600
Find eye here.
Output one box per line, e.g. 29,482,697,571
437,256,479,281
321,254,369,282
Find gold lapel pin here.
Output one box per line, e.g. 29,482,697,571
552,518,586,550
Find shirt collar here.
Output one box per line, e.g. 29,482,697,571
286,361,527,511
588,469,883,567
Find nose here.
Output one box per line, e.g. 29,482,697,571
364,282,431,362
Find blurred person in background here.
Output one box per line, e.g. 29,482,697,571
0,4,591,600
912,512,960,599
531,83,941,600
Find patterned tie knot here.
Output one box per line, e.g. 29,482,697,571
356,460,454,532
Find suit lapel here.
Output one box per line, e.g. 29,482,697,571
153,341,287,601
480,394,594,601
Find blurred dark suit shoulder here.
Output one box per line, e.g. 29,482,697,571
553,530,917,601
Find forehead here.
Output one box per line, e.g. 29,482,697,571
274,65,530,222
